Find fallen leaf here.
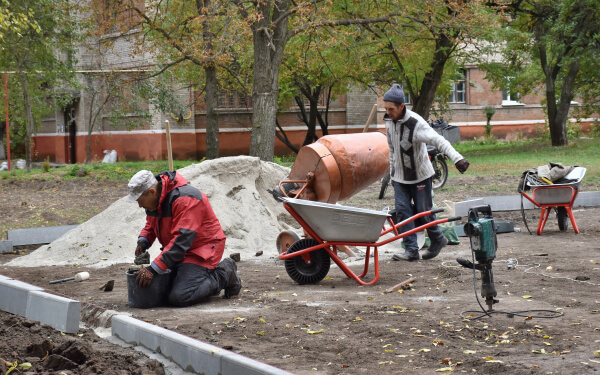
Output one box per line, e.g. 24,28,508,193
259,318,266,323
522,295,533,299
435,367,453,372
305,329,324,334
532,349,547,354
353,317,362,322
419,348,431,353
464,350,476,354
257,331,264,336
595,350,600,356
524,316,533,321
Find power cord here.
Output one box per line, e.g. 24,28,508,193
457,249,564,321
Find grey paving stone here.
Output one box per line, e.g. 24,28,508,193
26,291,81,333
454,199,484,217
7,225,78,246
0,279,44,316
111,314,293,375
0,240,13,252
221,351,295,375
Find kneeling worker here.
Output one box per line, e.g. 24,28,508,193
127,169,241,306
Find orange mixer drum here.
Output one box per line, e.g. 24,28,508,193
288,132,390,203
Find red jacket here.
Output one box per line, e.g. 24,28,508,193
138,171,226,272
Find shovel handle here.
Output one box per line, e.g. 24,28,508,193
49,277,75,284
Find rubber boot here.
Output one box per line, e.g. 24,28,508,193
392,249,420,262
421,236,448,260
218,258,242,298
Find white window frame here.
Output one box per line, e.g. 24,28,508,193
502,77,524,106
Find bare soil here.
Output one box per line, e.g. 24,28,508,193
2,174,600,374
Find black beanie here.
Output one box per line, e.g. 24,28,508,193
383,84,405,104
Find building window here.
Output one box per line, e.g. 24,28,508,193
502,77,522,106
218,91,251,109
449,71,466,103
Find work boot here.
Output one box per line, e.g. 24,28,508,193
392,249,420,262
218,258,242,298
421,236,448,260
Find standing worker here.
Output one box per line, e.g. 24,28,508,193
383,84,470,261
127,170,242,306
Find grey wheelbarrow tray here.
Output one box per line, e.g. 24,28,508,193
279,197,462,285
520,166,586,235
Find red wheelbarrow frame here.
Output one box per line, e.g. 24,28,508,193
520,185,580,235
279,203,461,285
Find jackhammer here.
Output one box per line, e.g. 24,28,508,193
456,205,499,312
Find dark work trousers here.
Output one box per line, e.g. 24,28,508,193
167,262,228,307
392,177,444,251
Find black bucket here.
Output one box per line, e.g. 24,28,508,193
126,268,172,309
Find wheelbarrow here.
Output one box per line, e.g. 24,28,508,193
278,197,462,285
519,166,586,235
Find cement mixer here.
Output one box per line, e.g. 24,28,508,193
273,132,389,253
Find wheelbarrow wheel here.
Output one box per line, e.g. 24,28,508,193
285,239,331,285
557,207,569,231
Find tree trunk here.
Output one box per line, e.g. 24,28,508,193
18,70,34,172
85,76,96,164
411,33,454,119
548,60,579,147
204,66,219,159
249,1,289,161
201,0,219,160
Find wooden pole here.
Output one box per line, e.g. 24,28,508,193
362,104,378,133
165,120,173,171
3,73,10,170
383,277,417,294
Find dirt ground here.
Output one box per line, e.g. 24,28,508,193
2,174,600,374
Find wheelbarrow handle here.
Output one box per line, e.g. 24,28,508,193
446,216,462,222
431,208,445,215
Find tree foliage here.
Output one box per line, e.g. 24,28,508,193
0,0,78,170
481,0,600,146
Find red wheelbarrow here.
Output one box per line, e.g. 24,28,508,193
519,166,586,235
278,197,461,285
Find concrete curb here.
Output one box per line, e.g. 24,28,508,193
112,315,294,375
0,273,294,374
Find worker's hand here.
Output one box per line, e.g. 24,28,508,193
135,267,156,288
135,239,149,256
135,246,145,256
455,159,470,174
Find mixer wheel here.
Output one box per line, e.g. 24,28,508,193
285,239,331,285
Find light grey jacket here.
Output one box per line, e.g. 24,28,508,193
385,109,463,184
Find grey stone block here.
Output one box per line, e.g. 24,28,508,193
111,314,293,375
0,240,13,252
162,333,222,374
454,199,484,217
7,225,78,246
0,279,44,316
221,351,294,375
26,291,81,333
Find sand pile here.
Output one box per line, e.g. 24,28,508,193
6,156,300,268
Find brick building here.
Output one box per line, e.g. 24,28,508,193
29,31,595,164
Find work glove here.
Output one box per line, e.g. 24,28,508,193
455,159,470,174
135,266,157,288
135,239,149,256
